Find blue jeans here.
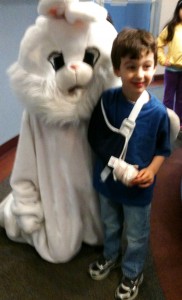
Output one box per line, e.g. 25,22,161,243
99,194,151,279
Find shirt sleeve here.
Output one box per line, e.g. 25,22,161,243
155,110,171,157
157,27,168,66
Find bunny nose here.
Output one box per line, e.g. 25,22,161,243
70,64,78,70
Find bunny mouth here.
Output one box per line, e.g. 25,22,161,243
68,85,83,93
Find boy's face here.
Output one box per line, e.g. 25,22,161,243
114,51,156,101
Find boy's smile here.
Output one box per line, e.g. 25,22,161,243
115,51,156,102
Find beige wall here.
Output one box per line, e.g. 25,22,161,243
156,0,179,74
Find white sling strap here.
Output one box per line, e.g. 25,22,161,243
100,90,149,182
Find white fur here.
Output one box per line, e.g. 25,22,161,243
8,13,119,126
1,0,120,263
38,0,107,23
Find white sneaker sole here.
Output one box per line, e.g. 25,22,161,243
115,273,144,300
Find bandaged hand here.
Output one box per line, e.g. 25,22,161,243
108,156,139,186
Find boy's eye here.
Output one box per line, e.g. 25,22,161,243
127,65,136,70
144,65,152,70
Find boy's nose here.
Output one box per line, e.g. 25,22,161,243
136,68,143,78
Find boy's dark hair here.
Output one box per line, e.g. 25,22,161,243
163,0,182,42
111,28,157,70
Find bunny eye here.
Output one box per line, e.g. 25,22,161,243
83,47,100,67
48,51,65,71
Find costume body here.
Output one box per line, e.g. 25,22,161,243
0,0,120,263
88,87,171,278
3,112,102,262
157,24,182,126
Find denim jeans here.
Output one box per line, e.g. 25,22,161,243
99,194,151,279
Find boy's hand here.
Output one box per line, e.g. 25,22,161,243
131,156,165,188
131,168,154,188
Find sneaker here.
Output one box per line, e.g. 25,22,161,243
88,255,120,280
115,273,143,300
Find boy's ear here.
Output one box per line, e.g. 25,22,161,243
114,69,121,77
153,66,157,75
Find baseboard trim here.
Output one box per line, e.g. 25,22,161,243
0,136,19,158
154,74,164,81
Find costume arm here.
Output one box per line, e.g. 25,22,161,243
157,27,168,66
10,111,44,234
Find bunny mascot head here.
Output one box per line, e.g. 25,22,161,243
0,0,120,262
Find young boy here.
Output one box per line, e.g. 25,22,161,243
87,28,171,300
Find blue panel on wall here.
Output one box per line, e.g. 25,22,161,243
105,2,151,33
105,3,127,32
0,0,38,145
126,3,151,31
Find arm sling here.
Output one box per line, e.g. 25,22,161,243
88,90,149,182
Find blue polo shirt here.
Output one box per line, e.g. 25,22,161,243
92,87,171,206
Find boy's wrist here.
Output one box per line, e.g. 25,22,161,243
148,156,165,176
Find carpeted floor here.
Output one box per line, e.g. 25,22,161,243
151,134,182,300
0,178,164,300
0,146,181,300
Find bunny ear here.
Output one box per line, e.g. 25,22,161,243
65,2,108,24
38,0,107,23
38,0,79,18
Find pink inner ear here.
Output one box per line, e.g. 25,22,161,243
48,7,65,19
48,7,58,17
74,20,85,27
